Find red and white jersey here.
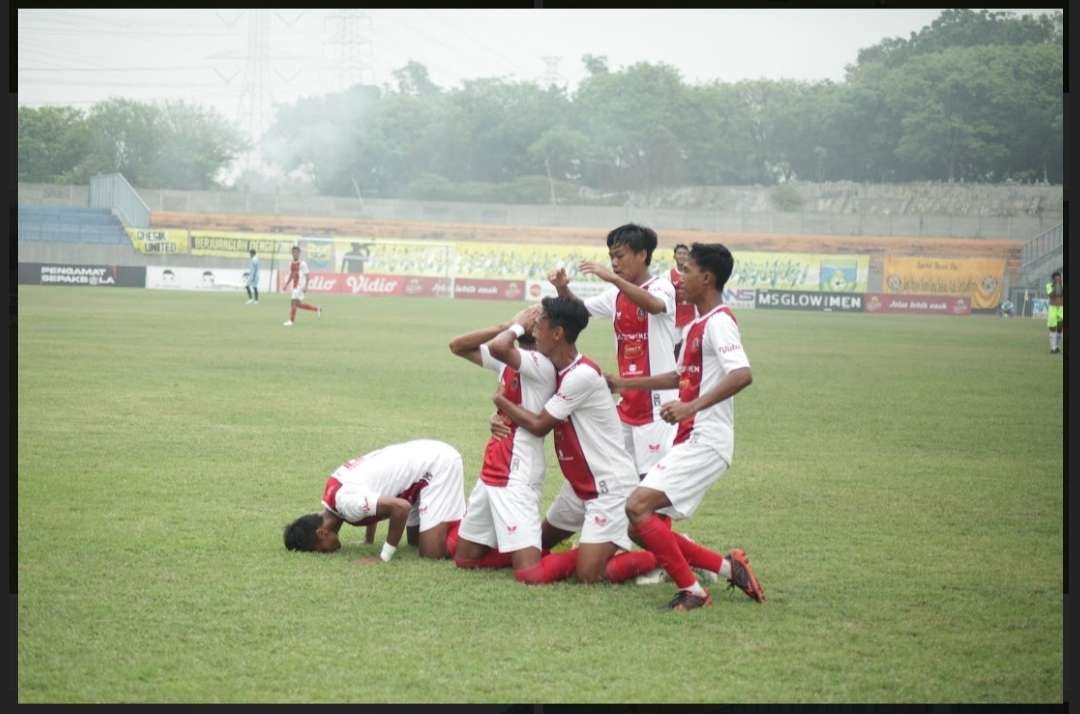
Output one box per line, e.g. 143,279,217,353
478,344,557,488
584,278,679,426
670,267,697,328
673,304,750,463
287,259,309,288
321,439,459,524
543,354,638,500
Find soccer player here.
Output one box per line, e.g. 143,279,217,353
281,245,321,326
670,243,695,354
493,296,640,584
608,243,764,611
245,248,260,304
548,223,680,481
282,439,466,561
1047,269,1064,353
449,304,568,579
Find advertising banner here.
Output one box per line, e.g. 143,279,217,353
126,228,190,255
18,262,146,287
722,288,757,310
146,266,276,291
755,289,865,312
730,252,870,292
526,279,613,302
189,231,301,258
863,293,971,315
280,272,405,296
1030,298,1049,320
883,256,1005,309
454,241,611,280
454,278,526,301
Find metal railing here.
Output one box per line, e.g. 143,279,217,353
89,173,150,228
1019,222,1063,286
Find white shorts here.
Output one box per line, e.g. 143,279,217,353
405,449,467,532
290,287,305,301
639,440,729,520
545,480,633,551
622,420,677,476
458,479,543,552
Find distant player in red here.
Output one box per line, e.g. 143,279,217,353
610,243,764,611
670,243,695,355
281,245,321,326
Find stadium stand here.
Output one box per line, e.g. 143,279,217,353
18,205,130,245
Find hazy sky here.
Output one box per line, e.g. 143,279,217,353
19,8,1053,144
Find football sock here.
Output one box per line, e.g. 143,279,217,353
604,550,658,583
245,287,252,299
299,303,318,312
656,513,673,528
1055,332,1062,350
253,288,259,300
290,305,297,321
719,557,732,579
455,549,513,570
445,521,460,557
632,515,696,589
514,549,579,584
671,532,724,574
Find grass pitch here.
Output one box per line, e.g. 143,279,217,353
16,286,1063,703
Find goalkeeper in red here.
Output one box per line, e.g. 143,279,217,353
609,243,764,611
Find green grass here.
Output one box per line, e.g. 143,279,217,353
17,286,1063,703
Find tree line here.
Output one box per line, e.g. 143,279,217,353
18,9,1062,202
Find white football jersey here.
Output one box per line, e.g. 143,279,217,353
543,354,638,500
584,277,679,425
674,305,750,464
479,344,556,487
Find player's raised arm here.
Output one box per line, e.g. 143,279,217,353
580,260,666,314
449,320,512,366
487,304,542,370
548,265,582,303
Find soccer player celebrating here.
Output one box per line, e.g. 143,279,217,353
245,248,260,304
283,439,466,561
548,224,680,481
281,245,321,326
670,243,695,353
448,305,567,578
608,243,764,611
1047,269,1064,353
493,297,640,584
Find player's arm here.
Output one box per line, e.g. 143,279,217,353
579,261,666,314
606,370,680,393
493,393,559,437
449,321,513,365
373,496,413,557
548,266,581,303
660,367,752,424
487,304,543,370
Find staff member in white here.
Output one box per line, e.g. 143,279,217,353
609,242,764,611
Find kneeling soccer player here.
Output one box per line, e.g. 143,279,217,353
283,438,466,561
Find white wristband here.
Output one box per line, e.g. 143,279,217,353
509,323,526,338
380,542,397,562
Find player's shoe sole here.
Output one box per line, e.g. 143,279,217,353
726,548,765,602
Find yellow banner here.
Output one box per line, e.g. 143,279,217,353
730,252,870,292
126,228,189,255
189,230,301,258
883,256,1005,309
453,241,612,280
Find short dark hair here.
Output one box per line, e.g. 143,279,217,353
250,249,256,256
690,243,734,292
541,296,590,344
606,224,658,266
674,243,689,253
518,333,537,349
283,513,323,551
1052,270,1062,278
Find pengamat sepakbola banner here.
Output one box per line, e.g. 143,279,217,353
883,256,1005,309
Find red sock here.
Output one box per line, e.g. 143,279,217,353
514,549,579,584
445,521,460,558
604,550,658,583
299,303,318,312
290,305,297,321
671,532,724,573
656,513,672,528
632,516,696,589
